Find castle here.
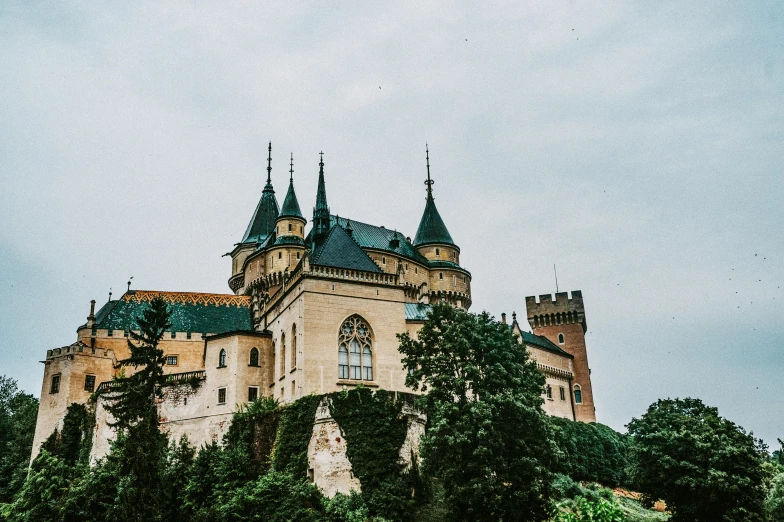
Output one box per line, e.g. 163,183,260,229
31,144,597,468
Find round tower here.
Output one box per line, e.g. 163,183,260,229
413,146,471,308
268,153,307,273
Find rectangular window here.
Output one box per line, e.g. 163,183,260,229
291,380,295,398
186,332,192,339
248,386,259,402
546,386,552,399
339,364,348,379
107,329,113,337
559,386,566,401
50,374,61,394
171,331,176,339
167,355,179,366
288,223,292,231
84,375,95,392
217,387,226,404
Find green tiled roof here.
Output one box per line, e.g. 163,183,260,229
520,330,574,358
311,225,382,273
404,303,431,321
273,235,305,247
86,291,252,335
279,179,304,219
242,184,279,244
328,216,429,265
428,260,471,276
413,197,454,247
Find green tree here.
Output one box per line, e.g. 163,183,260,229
767,472,784,522
397,303,556,522
0,376,39,504
550,417,630,487
627,397,767,522
102,296,172,522
555,496,624,522
1,450,70,522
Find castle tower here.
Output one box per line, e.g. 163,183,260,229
229,142,280,293
525,291,596,423
312,152,330,241
268,153,307,273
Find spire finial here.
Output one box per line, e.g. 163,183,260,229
289,153,294,182
425,143,434,200
319,151,324,168
266,142,272,184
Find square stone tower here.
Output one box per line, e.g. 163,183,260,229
525,291,596,423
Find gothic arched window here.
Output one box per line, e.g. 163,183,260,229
574,384,582,404
280,333,286,375
218,349,227,368
249,347,259,367
338,315,373,381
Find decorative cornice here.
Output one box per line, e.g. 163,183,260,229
125,290,250,308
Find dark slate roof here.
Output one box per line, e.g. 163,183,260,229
273,235,305,247
428,260,471,276
413,197,454,247
311,225,382,273
85,290,252,334
279,180,304,219
242,184,279,244
404,303,431,321
329,216,429,265
519,330,574,359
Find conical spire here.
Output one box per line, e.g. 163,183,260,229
279,153,304,219
413,145,454,246
241,142,280,243
313,151,331,239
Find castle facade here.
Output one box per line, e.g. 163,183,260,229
31,145,597,464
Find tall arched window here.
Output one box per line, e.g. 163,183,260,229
291,324,297,368
249,347,259,367
219,349,227,368
574,384,583,404
280,333,286,375
338,315,373,381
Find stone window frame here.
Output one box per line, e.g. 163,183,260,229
573,384,583,404
338,314,374,382
545,384,553,400
558,333,565,344
249,347,259,367
218,349,227,368
559,386,566,401
217,387,227,405
247,386,259,402
50,374,61,394
84,374,96,392
167,355,179,366
291,324,297,370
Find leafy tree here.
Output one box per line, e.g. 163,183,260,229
398,303,556,522
219,470,324,522
627,397,767,522
0,376,39,504
767,472,784,522
550,417,630,487
1,450,70,522
554,496,624,522
159,437,196,522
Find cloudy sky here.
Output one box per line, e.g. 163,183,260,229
1,2,782,445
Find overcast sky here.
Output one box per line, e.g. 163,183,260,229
1,2,782,446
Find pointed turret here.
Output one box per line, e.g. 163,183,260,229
313,151,331,240
242,142,280,243
279,153,304,219
413,145,455,247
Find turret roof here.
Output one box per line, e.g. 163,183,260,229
413,147,455,247
242,143,279,243
279,153,304,220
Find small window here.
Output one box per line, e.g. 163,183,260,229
382,256,386,264
278,252,282,259
546,385,552,399
186,332,192,339
439,272,443,280
297,252,301,260
218,349,227,368
574,385,583,404
167,355,179,366
249,347,259,367
50,374,61,394
218,387,227,404
248,386,259,402
559,386,566,401
300,225,303,233
292,324,297,368
108,329,113,337
171,331,176,339
288,223,292,231
84,375,96,392
558,333,565,344
124,329,129,337
415,267,417,274
405,263,408,270
291,380,295,398
435,248,440,256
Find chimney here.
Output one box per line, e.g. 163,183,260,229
87,300,96,327
501,312,507,324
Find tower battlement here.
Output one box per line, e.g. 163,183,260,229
525,290,586,333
